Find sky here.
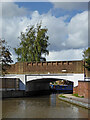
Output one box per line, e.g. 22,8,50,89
0,1,88,63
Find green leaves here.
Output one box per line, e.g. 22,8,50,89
0,39,13,75
14,23,50,62
83,47,90,71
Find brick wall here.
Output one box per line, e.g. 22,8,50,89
73,86,78,94
6,60,84,74
73,81,90,99
78,81,90,99
0,78,20,90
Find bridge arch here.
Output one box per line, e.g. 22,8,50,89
25,73,84,88
26,77,73,92
26,77,73,83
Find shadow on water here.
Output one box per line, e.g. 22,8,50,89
26,89,73,97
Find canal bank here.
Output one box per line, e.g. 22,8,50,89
58,94,90,109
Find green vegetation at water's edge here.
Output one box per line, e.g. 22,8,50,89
59,94,66,98
73,93,84,98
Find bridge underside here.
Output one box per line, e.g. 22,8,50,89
26,78,73,92
26,73,84,88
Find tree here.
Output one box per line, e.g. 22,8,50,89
14,23,50,62
83,47,90,71
0,39,13,75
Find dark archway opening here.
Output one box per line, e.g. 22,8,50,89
26,78,73,96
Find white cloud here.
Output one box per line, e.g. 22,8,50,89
66,11,88,49
1,0,13,2
2,10,68,51
46,49,84,61
1,2,88,62
49,0,89,2
2,17,30,45
3,0,42,1
51,2,88,10
1,0,89,2
0,3,2,38
2,2,28,18
38,13,68,51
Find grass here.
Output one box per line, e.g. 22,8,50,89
73,93,84,98
59,94,66,98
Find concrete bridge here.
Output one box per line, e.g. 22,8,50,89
1,60,88,92
25,73,84,92
2,73,84,91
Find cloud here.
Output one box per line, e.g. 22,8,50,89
1,2,88,62
66,11,88,49
30,10,88,51
49,0,89,2
46,49,84,61
51,2,88,10
36,12,68,51
1,0,47,1
2,10,68,51
2,2,28,18
2,17,30,46
1,0,89,2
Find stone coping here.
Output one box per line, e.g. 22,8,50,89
58,94,90,109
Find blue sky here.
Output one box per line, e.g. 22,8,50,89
1,2,88,62
16,2,53,14
15,2,88,22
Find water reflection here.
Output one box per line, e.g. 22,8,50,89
2,94,88,118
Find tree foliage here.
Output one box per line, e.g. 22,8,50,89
83,47,90,71
0,39,13,75
14,23,50,62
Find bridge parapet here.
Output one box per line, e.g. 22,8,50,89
6,60,84,75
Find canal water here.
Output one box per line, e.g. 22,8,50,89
2,94,88,118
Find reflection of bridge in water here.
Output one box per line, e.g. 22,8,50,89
1,60,86,92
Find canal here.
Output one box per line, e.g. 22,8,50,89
2,94,88,118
